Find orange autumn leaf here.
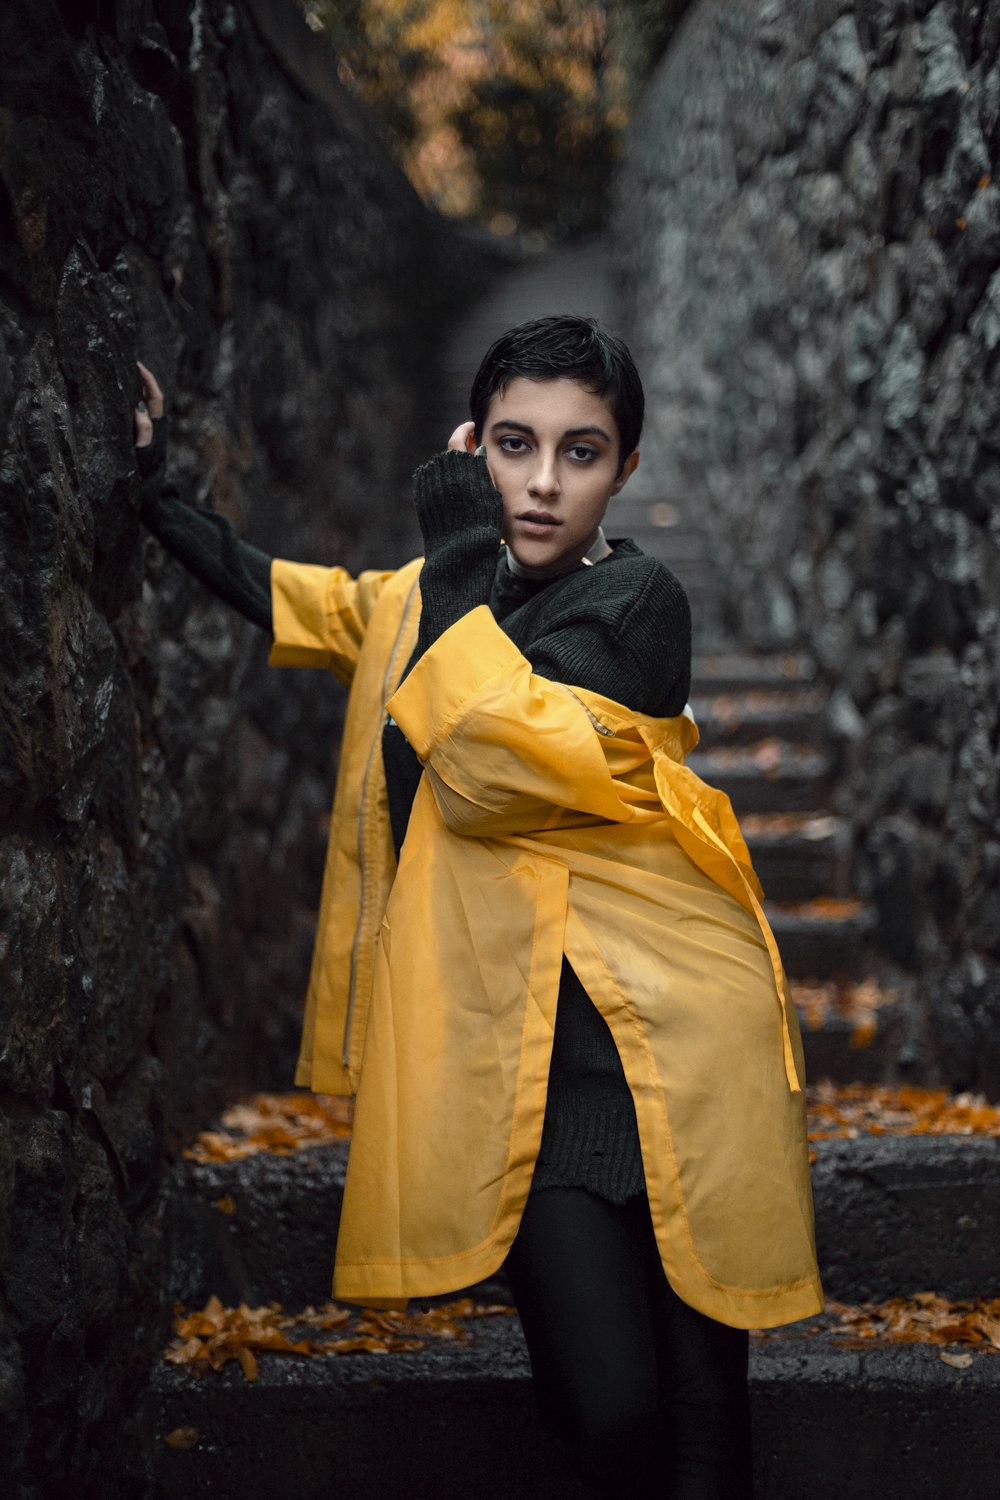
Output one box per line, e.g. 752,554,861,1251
849,1016,877,1050
164,1337,206,1366
780,896,865,918
163,1427,200,1450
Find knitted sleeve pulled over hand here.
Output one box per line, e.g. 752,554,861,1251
413,449,503,652
136,417,274,633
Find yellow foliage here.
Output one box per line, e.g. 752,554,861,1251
302,0,628,234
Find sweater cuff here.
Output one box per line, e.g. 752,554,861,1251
413,450,503,549
137,417,167,486
413,451,502,650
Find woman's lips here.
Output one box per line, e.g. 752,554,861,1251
514,512,561,536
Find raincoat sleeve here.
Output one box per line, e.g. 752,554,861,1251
385,605,645,835
268,558,397,685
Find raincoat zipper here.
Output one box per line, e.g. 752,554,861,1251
342,578,421,1068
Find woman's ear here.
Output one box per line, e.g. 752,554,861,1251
611,449,640,494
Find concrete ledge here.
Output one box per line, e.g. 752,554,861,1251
166,1145,509,1312
166,1148,349,1312
751,1331,1000,1500
168,1133,999,1313
811,1133,1000,1301
686,746,831,814
153,1320,1000,1499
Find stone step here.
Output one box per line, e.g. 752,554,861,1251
810,1135,1000,1303
164,1149,350,1316
685,742,832,814
152,1316,1000,1500
165,1113,994,1316
766,898,877,979
742,813,853,902
689,688,827,746
748,1328,1000,1500
691,652,818,696
798,1004,903,1086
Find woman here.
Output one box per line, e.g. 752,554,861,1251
135,316,822,1497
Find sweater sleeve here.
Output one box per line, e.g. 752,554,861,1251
137,418,273,632
412,450,503,653
512,563,692,719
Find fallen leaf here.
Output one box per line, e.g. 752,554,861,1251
849,1017,877,1050
213,1194,236,1215
939,1351,973,1369
780,897,865,919
163,1427,199,1449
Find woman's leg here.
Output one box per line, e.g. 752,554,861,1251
504,1188,753,1499
633,1197,752,1498
505,1187,663,1496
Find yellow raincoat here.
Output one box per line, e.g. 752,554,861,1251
269,556,823,1329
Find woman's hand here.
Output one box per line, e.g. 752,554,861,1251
447,421,476,453
134,361,164,448
446,420,497,489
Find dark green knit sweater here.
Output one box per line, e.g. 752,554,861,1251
138,435,692,1203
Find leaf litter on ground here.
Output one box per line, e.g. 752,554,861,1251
807,1081,1000,1141
183,1091,354,1162
755,1293,1000,1365
793,977,896,1048
164,1294,516,1382
181,1073,1000,1170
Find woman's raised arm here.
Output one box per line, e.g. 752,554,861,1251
133,362,274,631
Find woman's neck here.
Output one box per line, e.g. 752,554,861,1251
504,527,612,580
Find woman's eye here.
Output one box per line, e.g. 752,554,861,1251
567,445,598,462
498,436,529,454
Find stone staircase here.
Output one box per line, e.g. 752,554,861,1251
151,503,1000,1498
153,1135,1000,1499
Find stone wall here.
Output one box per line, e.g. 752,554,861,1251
618,1,1000,1092
0,1,480,1492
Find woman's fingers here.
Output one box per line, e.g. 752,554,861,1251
447,420,476,452
444,421,498,488
134,406,153,447
134,360,163,449
136,360,165,419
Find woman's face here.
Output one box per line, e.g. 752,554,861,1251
478,377,639,573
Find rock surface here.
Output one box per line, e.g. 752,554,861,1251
0,1,486,1493
619,0,1000,1094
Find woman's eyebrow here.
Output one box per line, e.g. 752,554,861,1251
489,420,612,442
489,420,535,436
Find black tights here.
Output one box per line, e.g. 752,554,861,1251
504,1188,753,1499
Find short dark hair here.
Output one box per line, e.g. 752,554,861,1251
469,315,644,470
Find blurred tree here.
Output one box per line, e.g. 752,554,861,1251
300,0,694,240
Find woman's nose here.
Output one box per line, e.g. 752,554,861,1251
528,453,560,498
